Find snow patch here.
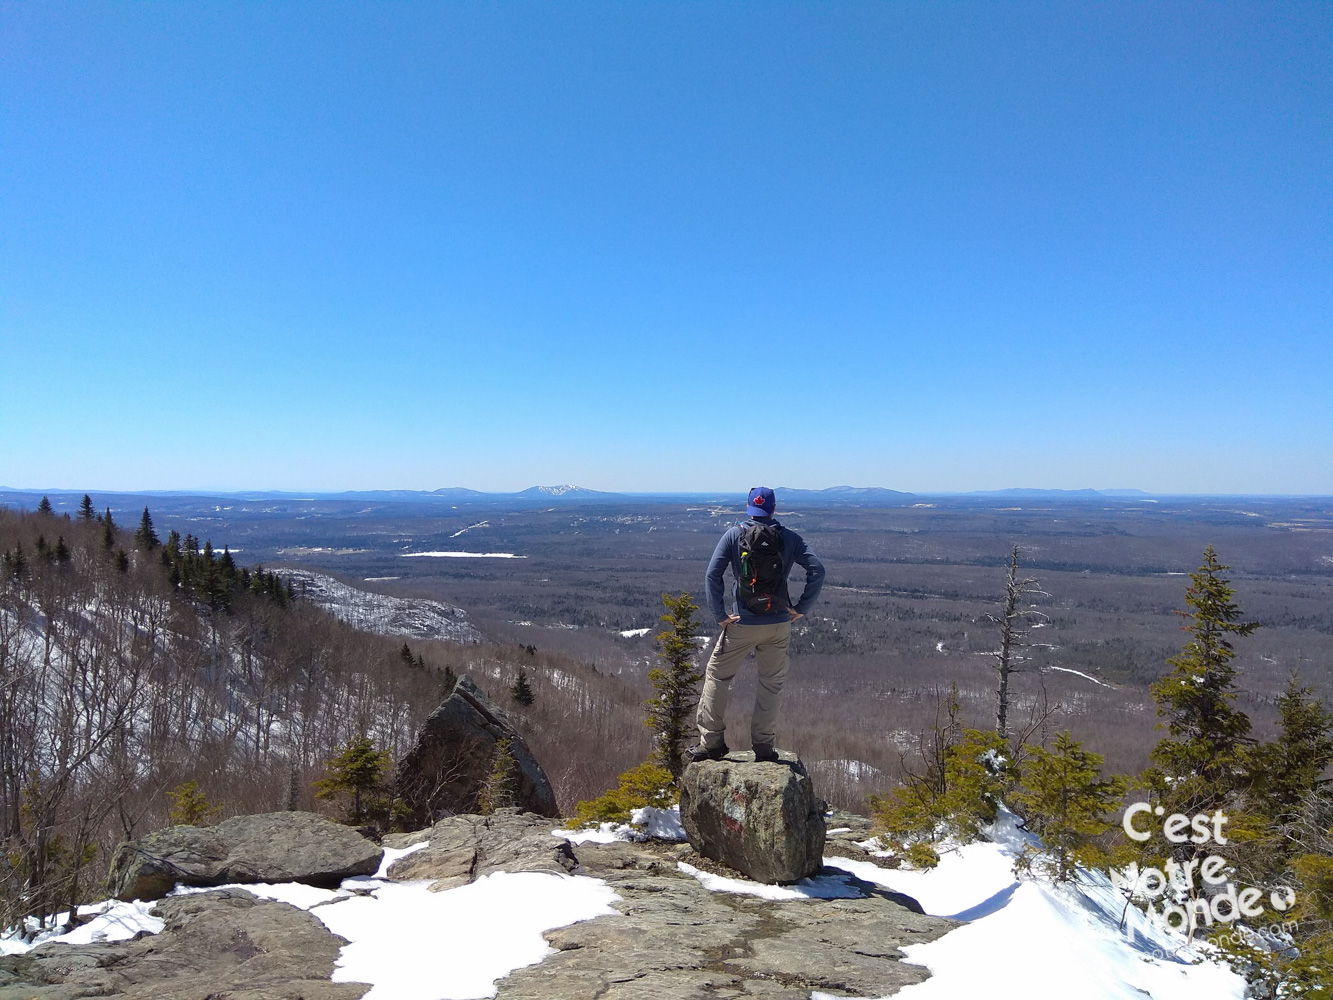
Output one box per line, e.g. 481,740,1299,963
276,570,480,644
677,862,865,901
401,551,525,559
833,807,1245,1000
0,900,164,955
552,805,687,845
1046,665,1115,689
630,805,687,840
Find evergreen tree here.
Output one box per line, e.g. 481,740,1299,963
439,663,458,699
101,509,116,551
399,642,414,667
166,781,222,826
35,497,53,516
1011,731,1127,881
1246,672,1333,823
115,549,129,573
574,761,677,826
645,592,704,779
478,739,519,814
135,507,160,550
510,667,535,707
4,541,26,579
1146,546,1258,816
78,495,95,521
54,536,70,564
868,683,1012,863
314,736,391,826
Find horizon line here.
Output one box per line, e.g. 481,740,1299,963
2,485,1331,501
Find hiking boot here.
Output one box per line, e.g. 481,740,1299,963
687,743,729,763
752,744,780,762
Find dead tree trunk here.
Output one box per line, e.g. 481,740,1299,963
986,546,1048,741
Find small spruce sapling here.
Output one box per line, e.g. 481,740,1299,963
1245,670,1333,824
167,781,222,826
644,592,704,779
1011,731,1127,881
478,739,519,814
315,736,392,826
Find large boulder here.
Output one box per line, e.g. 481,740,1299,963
394,674,559,827
107,811,383,902
679,750,826,884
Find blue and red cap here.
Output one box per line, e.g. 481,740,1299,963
746,486,776,518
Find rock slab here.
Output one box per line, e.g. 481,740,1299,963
497,838,951,999
679,751,825,884
107,811,384,901
383,807,577,890
0,889,368,1000
394,674,559,826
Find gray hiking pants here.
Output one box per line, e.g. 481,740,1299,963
696,620,792,750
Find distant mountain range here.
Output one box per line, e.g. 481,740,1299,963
963,488,1153,498
6,485,1298,507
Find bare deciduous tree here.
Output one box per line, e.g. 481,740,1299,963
984,545,1050,741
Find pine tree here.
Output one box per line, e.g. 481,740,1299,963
1246,672,1333,823
399,642,414,667
101,509,116,551
166,781,222,826
645,592,704,779
1146,546,1258,815
36,497,53,516
510,667,535,706
440,663,458,699
314,736,391,826
54,536,70,564
135,507,160,550
1012,731,1127,881
3,541,26,579
478,739,519,814
78,495,95,521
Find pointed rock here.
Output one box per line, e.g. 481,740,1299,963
394,674,559,827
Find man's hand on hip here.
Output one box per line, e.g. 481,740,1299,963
787,608,804,621
720,615,741,627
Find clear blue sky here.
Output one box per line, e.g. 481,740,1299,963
2,2,1330,494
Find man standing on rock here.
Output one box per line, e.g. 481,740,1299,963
689,487,825,764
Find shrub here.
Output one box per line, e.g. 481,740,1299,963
166,781,221,827
574,762,677,827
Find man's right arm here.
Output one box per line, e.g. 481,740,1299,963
705,530,735,624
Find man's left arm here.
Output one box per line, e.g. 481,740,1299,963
789,534,825,617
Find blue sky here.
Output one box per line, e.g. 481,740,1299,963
2,2,1329,494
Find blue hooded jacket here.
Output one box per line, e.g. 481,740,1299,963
705,517,826,625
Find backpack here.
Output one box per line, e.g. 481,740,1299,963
737,521,790,615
